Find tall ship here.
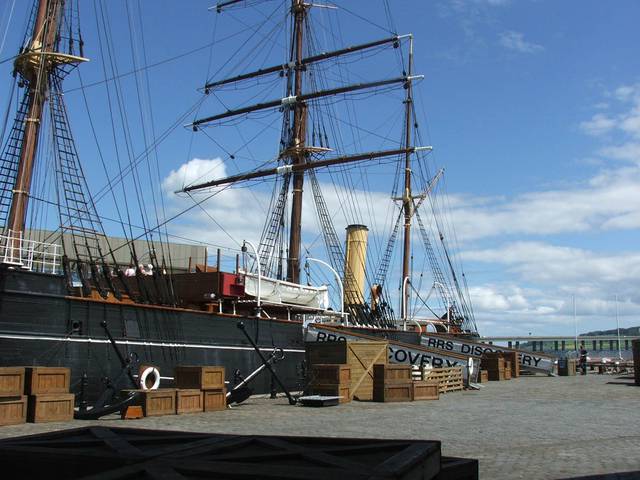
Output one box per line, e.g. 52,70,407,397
0,0,477,401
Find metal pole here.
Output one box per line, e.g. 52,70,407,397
306,257,345,325
616,294,622,359
242,240,261,317
401,276,410,331
573,294,577,351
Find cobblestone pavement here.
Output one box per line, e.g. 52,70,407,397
1,373,639,479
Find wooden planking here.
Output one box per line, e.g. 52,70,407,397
175,366,225,390
0,367,25,398
27,393,74,423
306,341,388,401
477,370,489,383
424,367,464,393
24,367,70,395
0,426,454,479
176,389,204,414
0,396,27,426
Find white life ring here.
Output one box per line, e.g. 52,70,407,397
467,357,475,376
139,366,161,390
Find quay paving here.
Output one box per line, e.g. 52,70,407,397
1,373,639,479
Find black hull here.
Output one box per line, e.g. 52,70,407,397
0,268,305,401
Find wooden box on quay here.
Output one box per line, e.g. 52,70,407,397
24,367,70,395
0,396,27,426
0,367,25,398
306,341,388,401
373,382,413,403
558,358,577,376
27,393,74,423
175,366,225,390
504,361,512,380
203,388,227,412
176,389,203,414
633,340,639,386
477,370,489,383
487,368,505,381
309,384,350,403
123,389,176,417
373,364,412,384
480,355,505,372
309,364,350,385
412,381,439,401
501,351,520,377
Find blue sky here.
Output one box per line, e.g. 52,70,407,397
1,1,638,336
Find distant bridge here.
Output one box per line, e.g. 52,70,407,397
478,335,640,353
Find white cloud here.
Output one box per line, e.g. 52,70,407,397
579,113,616,136
499,30,543,54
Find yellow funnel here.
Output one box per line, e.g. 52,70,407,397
343,224,369,306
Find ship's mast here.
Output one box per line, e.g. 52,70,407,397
286,0,307,284
401,36,414,321
6,0,63,237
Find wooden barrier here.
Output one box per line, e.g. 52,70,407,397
424,367,464,393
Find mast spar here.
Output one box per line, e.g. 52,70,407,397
286,0,307,284
4,0,87,249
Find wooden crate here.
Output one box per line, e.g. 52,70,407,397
27,393,74,423
424,367,464,393
0,396,27,426
309,364,350,385
558,358,577,376
478,370,489,383
480,356,504,371
373,382,413,402
373,364,412,385
203,388,227,412
504,363,512,380
487,368,505,381
633,340,639,386
412,381,439,401
306,340,388,401
501,351,520,377
0,367,24,398
176,389,203,414
175,366,225,390
123,389,177,417
24,367,70,395
309,384,350,403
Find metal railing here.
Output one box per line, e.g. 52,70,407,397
0,229,61,274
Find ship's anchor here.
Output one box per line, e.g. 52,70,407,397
74,321,141,420
234,322,297,405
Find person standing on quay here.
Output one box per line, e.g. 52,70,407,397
579,344,588,375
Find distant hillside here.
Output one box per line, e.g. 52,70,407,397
581,326,640,336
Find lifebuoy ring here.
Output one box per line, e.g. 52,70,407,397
139,366,160,390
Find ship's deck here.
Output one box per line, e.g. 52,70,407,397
1,373,638,479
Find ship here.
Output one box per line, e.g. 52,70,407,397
0,0,477,402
